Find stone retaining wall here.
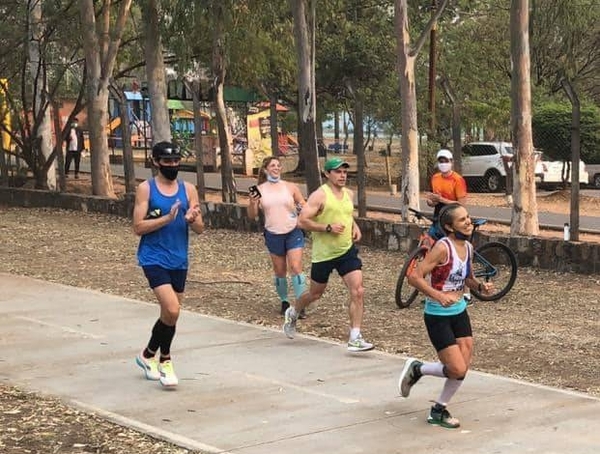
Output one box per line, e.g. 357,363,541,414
1,187,597,275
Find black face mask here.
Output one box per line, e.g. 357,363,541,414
454,231,470,241
159,165,179,181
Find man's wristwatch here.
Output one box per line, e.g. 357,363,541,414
325,224,332,233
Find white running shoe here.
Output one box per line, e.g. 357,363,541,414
283,307,298,339
135,352,160,381
347,335,374,352
158,360,179,387
398,357,423,397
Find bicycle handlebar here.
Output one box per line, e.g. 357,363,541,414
408,207,435,222
408,207,488,229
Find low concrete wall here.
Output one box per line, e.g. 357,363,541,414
1,187,598,275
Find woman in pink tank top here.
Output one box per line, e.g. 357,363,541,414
248,157,308,317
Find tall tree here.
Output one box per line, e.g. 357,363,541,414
394,0,448,220
212,0,237,203
510,0,539,235
27,0,56,190
142,0,171,144
79,0,133,197
290,0,320,193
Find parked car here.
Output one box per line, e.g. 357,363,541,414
585,164,600,188
328,142,349,153
537,153,589,189
460,142,544,192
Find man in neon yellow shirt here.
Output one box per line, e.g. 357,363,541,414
283,157,374,352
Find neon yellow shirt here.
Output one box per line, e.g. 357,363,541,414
312,184,354,263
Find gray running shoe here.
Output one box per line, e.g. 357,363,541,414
398,357,423,397
427,405,460,429
283,307,297,339
347,335,374,352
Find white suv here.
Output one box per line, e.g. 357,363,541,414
460,141,544,192
585,164,600,188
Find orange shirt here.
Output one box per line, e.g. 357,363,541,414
430,171,467,202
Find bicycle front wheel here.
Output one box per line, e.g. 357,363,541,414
395,247,427,309
471,242,517,301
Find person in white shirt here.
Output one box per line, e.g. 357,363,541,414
64,118,85,179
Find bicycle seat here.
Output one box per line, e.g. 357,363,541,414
472,218,487,226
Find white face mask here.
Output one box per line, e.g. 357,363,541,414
438,162,452,173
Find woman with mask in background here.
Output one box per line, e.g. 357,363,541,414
247,156,308,317
132,141,204,388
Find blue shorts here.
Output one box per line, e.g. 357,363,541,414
142,265,188,293
264,227,305,256
310,245,362,284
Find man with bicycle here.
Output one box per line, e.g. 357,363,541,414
426,149,468,239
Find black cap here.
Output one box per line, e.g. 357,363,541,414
152,141,181,160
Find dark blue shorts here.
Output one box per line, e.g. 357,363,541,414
424,310,472,352
142,265,188,293
310,245,362,284
264,227,305,256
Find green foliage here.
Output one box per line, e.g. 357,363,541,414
532,102,600,163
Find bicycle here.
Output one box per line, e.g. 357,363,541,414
395,208,517,309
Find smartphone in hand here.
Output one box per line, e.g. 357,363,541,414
248,185,262,198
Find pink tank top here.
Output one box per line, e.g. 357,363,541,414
259,182,298,234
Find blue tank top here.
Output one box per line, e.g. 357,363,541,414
137,178,190,269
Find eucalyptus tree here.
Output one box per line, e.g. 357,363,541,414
394,0,449,220
166,0,297,201
510,0,539,236
0,0,85,190
529,0,600,240
142,0,171,144
79,0,133,197
290,0,320,193
317,0,396,216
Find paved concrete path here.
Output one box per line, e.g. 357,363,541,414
1,273,598,453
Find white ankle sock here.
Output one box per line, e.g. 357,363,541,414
349,328,361,341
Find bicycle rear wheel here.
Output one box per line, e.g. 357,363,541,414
395,247,427,309
471,242,517,301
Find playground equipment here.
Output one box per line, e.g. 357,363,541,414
0,78,10,151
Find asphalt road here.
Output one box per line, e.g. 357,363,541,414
80,160,600,234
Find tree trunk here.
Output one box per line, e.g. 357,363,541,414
270,93,279,156
88,89,115,196
109,83,136,193
394,0,449,220
27,0,56,190
561,79,580,241
395,6,420,219
509,0,539,235
212,2,236,203
50,99,66,191
79,0,132,197
440,76,462,173
184,77,206,201
354,97,367,217
290,0,320,193
143,0,171,144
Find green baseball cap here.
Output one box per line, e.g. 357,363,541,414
324,157,350,171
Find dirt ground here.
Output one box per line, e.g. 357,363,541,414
1,174,599,453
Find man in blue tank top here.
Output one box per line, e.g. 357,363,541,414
133,141,204,387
